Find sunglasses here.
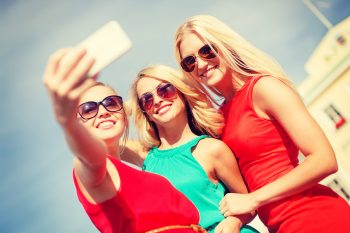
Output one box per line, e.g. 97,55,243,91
180,44,218,72
139,82,177,112
78,95,123,120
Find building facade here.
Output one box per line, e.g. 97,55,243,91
298,16,350,202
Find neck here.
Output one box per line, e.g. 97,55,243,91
105,142,121,159
157,119,197,150
216,71,247,102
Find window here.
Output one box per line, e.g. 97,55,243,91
328,178,350,202
324,104,346,129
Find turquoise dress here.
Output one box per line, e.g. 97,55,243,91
143,135,259,233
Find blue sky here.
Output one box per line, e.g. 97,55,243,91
0,0,349,232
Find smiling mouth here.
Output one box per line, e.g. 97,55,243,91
200,65,218,77
96,120,115,129
156,104,171,114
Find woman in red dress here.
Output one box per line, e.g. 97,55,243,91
174,14,350,232
43,47,206,233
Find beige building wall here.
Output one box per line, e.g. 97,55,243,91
302,68,350,202
298,16,350,202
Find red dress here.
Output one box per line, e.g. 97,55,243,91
73,156,201,233
221,76,350,233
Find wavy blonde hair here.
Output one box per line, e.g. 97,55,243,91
130,65,224,149
174,14,296,103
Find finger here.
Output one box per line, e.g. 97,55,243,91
43,48,70,87
68,77,97,101
219,198,226,210
90,72,100,81
54,48,87,84
223,210,231,217
220,204,228,214
56,54,95,97
214,224,223,233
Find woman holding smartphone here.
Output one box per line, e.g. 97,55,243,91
43,47,207,233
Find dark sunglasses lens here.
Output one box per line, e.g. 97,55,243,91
103,96,123,112
79,102,98,119
181,56,196,72
140,93,154,111
199,44,217,59
158,83,176,99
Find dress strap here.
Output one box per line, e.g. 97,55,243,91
244,76,265,110
185,135,209,150
145,135,210,159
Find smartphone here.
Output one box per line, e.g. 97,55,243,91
77,21,132,77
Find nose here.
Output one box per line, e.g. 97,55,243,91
97,104,110,118
152,94,163,108
196,56,207,71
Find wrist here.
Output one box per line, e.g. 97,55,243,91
63,119,80,134
251,189,265,209
226,216,243,228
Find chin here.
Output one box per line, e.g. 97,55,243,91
96,129,123,143
208,68,228,86
103,134,123,146
204,75,221,87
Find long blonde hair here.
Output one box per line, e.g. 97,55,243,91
175,14,296,103
130,65,224,149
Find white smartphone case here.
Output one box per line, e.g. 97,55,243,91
77,21,132,77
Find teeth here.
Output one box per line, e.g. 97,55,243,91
201,67,214,78
157,105,170,114
98,121,114,129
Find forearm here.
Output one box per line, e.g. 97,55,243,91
64,122,107,168
252,153,337,207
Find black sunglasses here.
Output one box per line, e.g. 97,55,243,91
139,83,177,112
78,95,123,120
180,44,218,72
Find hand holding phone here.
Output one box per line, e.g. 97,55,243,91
77,21,132,77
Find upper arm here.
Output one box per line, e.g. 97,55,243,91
209,139,248,194
121,139,148,167
253,77,335,161
73,157,107,188
74,157,121,204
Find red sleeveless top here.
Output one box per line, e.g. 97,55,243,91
221,76,298,191
73,156,200,233
221,76,350,232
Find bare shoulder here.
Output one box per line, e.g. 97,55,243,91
253,76,301,113
254,76,295,97
196,137,232,158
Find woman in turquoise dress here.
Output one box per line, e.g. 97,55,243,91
123,65,259,233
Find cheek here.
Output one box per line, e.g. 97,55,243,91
114,114,127,130
174,98,186,113
79,118,95,129
210,56,221,67
218,57,228,70
220,65,229,76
